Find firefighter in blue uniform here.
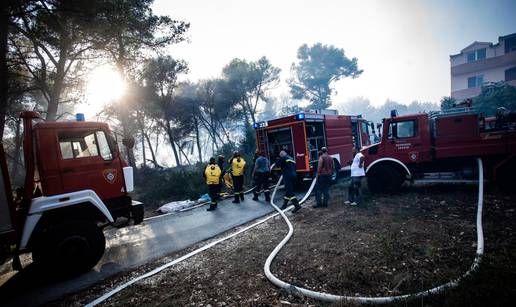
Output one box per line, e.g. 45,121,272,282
252,151,271,202
277,150,302,212
204,157,222,211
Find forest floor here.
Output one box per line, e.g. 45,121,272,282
52,182,516,307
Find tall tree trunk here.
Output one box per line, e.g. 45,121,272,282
46,21,70,121
10,117,22,185
116,58,136,168
144,132,159,168
176,141,191,165
141,128,146,168
193,116,202,163
165,120,181,167
0,0,9,140
137,112,146,168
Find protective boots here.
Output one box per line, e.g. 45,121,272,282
240,193,245,201
292,198,302,213
280,199,289,210
252,192,259,201
207,202,217,211
232,193,240,204
264,191,271,202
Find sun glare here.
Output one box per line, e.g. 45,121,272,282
85,65,126,109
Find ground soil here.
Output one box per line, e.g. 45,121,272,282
51,182,516,307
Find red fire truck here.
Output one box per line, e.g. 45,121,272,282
0,111,143,275
254,110,374,179
362,107,516,193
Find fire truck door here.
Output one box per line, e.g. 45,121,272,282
291,122,309,171
57,129,124,200
385,119,422,163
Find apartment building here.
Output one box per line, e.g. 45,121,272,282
450,33,516,100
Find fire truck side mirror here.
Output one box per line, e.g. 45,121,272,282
122,137,135,149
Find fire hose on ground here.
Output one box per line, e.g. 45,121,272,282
87,158,484,306
264,157,484,304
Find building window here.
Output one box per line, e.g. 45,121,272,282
468,75,484,88
466,48,487,63
504,37,516,53
506,67,516,81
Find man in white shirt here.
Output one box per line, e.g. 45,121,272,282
345,147,365,206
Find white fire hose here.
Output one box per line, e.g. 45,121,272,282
87,158,484,306
85,166,316,306
264,158,485,304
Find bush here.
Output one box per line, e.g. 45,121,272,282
134,165,206,210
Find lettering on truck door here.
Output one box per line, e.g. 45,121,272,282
386,119,422,163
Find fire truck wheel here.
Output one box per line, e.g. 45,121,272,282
32,220,105,276
367,164,403,194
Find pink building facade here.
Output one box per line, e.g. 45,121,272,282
450,33,516,100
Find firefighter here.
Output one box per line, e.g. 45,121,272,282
204,157,222,211
252,151,271,202
229,151,246,203
314,147,334,208
345,147,365,206
277,150,302,212
217,155,226,197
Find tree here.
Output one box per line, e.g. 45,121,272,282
141,55,188,167
222,56,280,125
289,43,362,109
473,82,516,115
8,0,105,121
440,96,456,110
93,0,189,168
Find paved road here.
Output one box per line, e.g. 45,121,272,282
0,191,292,306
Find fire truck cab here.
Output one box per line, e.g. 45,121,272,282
0,111,144,276
254,110,373,179
363,107,516,193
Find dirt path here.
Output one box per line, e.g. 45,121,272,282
52,183,516,307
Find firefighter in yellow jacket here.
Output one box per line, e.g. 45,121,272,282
204,157,222,211
229,151,246,203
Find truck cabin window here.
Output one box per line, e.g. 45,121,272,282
59,130,113,160
388,120,416,139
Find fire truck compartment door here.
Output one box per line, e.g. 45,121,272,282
325,116,353,165
291,122,309,171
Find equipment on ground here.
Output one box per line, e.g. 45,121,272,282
362,106,516,193
0,111,144,276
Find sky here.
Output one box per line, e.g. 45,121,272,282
153,0,516,107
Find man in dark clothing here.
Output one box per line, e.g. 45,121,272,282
276,150,302,213
252,151,271,202
314,147,335,208
217,155,225,197
203,157,222,211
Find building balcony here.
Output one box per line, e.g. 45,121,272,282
451,51,516,76
452,80,516,100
